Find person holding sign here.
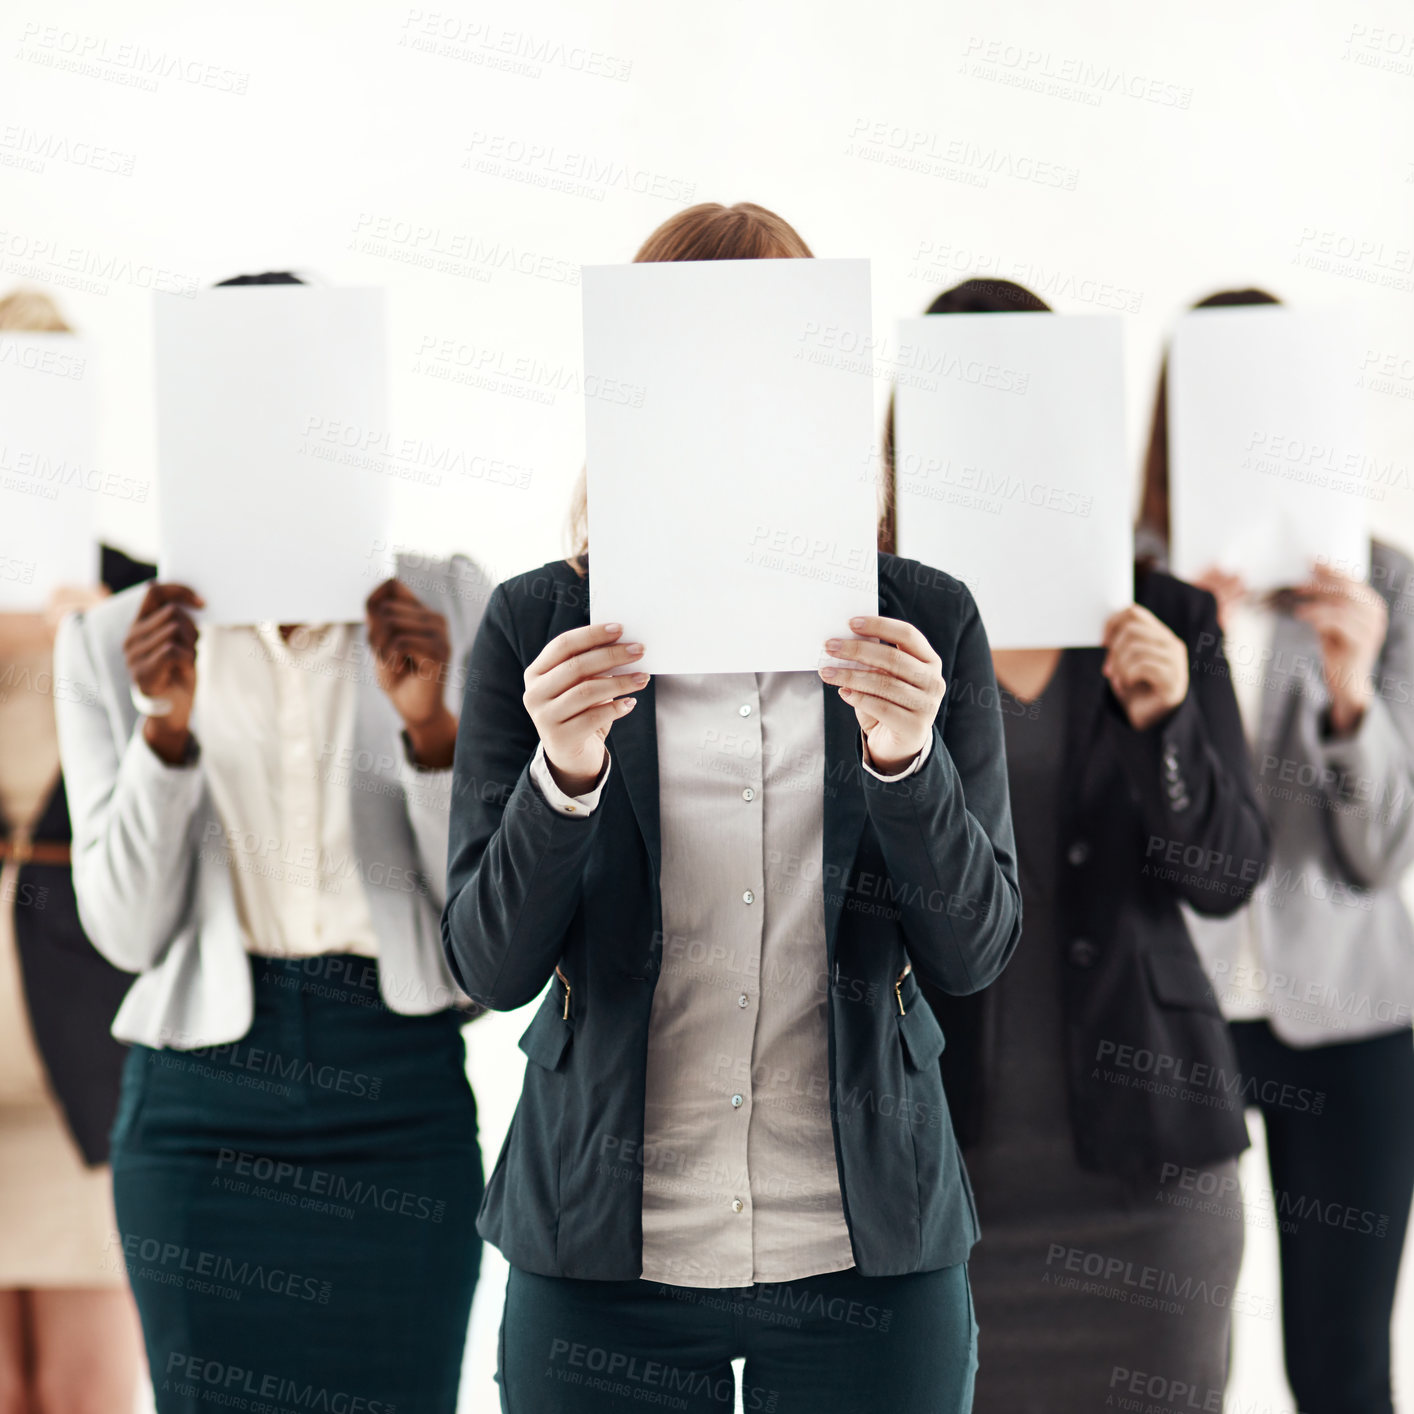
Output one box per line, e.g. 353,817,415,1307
443,205,1022,1414
0,289,147,1414
1143,288,1414,1414
893,279,1267,1412
53,274,490,1414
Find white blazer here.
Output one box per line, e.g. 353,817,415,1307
54,553,491,1049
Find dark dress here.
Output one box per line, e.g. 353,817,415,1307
966,659,1243,1413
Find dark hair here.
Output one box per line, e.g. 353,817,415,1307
214,271,307,287
1137,288,1281,564
878,278,1051,553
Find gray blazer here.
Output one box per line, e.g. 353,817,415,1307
1189,540,1414,1046
54,553,491,1049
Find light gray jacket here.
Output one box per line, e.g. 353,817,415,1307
1188,540,1414,1046
54,553,492,1049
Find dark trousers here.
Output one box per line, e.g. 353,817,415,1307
498,1262,976,1413
111,954,484,1414
1232,1021,1414,1414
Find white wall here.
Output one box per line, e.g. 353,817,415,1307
5,2,1413,1410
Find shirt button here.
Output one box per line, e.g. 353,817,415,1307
1067,841,1090,867
741,787,756,802
738,994,749,1008
731,1094,744,1108
738,704,752,717
1068,938,1099,969
742,890,755,905
731,1199,744,1213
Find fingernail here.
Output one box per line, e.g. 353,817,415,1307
635,673,649,684
622,697,637,710
626,643,644,656
820,667,839,681
825,638,842,653
604,623,622,635
849,617,866,630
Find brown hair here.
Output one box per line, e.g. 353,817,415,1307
566,203,813,572
878,278,1051,554
0,288,72,332
1137,287,1280,565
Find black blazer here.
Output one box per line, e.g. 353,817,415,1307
443,553,1022,1280
928,568,1266,1177
8,544,153,1165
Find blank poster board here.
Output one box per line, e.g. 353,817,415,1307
583,258,878,676
155,287,391,624
1169,307,1370,592
894,313,1131,649
0,335,98,610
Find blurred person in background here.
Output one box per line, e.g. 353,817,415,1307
889,278,1268,1412
443,203,1022,1414
54,272,490,1414
1143,287,1414,1414
0,286,149,1414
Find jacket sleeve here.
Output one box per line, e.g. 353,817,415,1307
440,583,602,1010
860,583,1022,996
394,554,496,912
1312,583,1414,887
53,609,204,973
1103,589,1270,916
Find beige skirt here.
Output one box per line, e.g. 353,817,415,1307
0,860,122,1288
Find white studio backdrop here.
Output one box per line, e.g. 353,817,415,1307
3,2,1413,1411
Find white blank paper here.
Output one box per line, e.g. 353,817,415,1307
1168,307,1370,592
155,287,391,624
583,259,878,676
894,313,1132,649
0,335,98,610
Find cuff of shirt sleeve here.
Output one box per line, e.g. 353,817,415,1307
529,742,611,816
861,732,932,782
397,731,452,805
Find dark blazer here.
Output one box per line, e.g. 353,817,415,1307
443,552,1022,1280
928,568,1266,1177
8,543,153,1165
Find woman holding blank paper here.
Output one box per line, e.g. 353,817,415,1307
897,279,1269,1412
1143,287,1414,1414
54,274,489,1414
443,204,1022,1413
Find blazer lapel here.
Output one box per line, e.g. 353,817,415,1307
1061,649,1110,820
609,674,662,875
821,680,868,962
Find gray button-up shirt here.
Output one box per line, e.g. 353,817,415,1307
530,672,927,1287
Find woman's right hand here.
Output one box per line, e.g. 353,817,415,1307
123,583,204,763
523,623,646,796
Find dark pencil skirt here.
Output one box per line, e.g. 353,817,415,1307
110,954,484,1414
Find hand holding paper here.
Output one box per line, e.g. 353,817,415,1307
523,623,647,795
365,578,460,769
1292,563,1388,735
1100,605,1189,731
821,614,945,774
123,582,204,764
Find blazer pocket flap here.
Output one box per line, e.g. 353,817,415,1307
1144,950,1221,1012
518,1003,572,1071
898,1002,946,1069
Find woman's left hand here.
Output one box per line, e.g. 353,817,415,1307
821,615,946,775
366,578,459,768
1102,604,1189,731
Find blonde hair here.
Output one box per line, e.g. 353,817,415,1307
0,288,72,332
566,203,813,573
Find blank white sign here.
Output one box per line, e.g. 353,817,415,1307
155,287,391,624
583,258,878,675
894,313,1132,649
1169,307,1370,592
0,335,99,610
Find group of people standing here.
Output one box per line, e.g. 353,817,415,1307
0,202,1409,1414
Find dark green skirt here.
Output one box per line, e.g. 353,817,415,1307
111,954,483,1414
